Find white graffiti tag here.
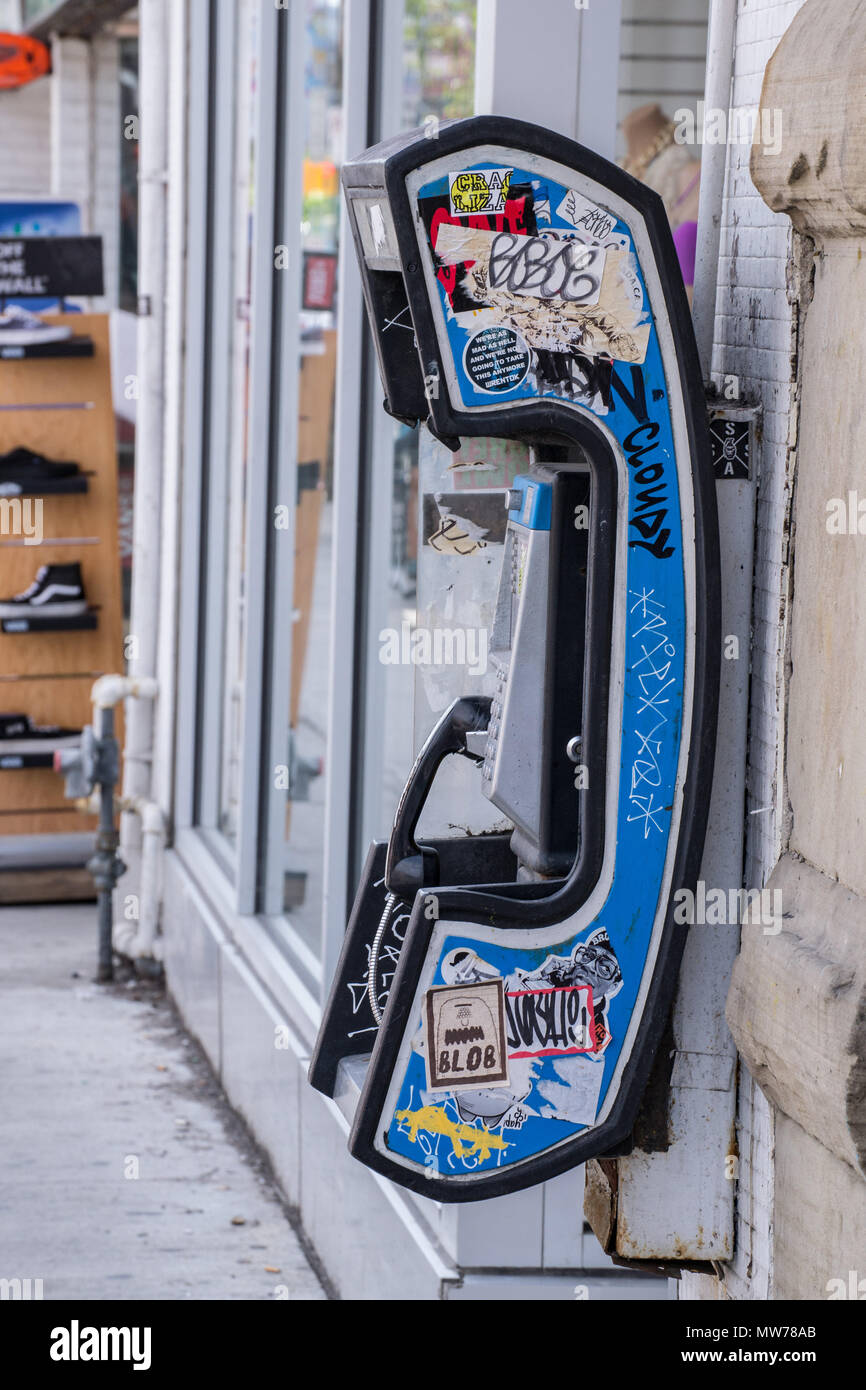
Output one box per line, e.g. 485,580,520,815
626,587,676,838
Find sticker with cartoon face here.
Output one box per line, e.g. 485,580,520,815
389,929,624,1177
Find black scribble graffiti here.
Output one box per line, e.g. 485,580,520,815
610,362,648,422
428,514,488,555
559,190,616,242
624,421,674,560
573,206,615,241
462,259,645,364
488,231,604,304
505,985,593,1055
534,347,613,407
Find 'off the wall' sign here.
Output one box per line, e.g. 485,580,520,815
0,237,104,299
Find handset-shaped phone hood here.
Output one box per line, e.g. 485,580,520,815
309,116,720,1201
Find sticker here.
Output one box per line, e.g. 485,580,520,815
433,221,647,365
556,188,617,243
424,980,510,1090
504,984,597,1058
449,167,513,216
531,186,552,226
464,326,530,394
710,416,751,479
616,251,645,317
536,1055,605,1125
488,232,605,306
422,491,507,550
435,222,606,306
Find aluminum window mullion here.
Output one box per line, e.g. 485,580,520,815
357,0,406,855
319,0,374,993
234,0,282,915
260,0,306,918
173,0,214,831
151,0,189,817
196,0,239,829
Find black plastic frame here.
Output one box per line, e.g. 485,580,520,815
335,117,720,1200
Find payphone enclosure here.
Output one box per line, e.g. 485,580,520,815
309,117,720,1202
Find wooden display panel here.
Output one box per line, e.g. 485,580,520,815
0,314,123,835
0,676,118,829
291,330,336,726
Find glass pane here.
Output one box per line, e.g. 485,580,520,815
281,0,343,944
118,38,139,316
361,1,478,856
218,0,257,842
21,0,56,20
401,0,477,128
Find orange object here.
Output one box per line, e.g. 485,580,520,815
0,33,51,90
302,159,338,199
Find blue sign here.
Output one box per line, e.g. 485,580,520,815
0,200,82,311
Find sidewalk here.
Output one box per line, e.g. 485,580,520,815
0,903,328,1301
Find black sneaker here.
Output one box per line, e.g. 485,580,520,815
0,446,83,495
0,305,71,346
0,713,29,738
0,562,87,619
0,713,81,752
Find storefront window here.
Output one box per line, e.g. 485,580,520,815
216,0,257,845
118,37,139,316
357,1,477,866
402,0,477,128
280,0,343,943
280,0,477,952
21,0,56,20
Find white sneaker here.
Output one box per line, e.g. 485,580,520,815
0,305,72,346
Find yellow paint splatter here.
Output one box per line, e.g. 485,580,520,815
395,1105,511,1163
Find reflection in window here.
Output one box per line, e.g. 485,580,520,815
219,0,257,842
402,0,477,128
364,1,478,855
283,0,476,952
282,0,343,941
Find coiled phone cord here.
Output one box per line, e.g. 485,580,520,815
367,891,397,1026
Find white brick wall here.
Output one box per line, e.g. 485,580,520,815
51,38,92,207
0,83,51,194
706,0,808,1300
91,37,121,309
617,0,710,159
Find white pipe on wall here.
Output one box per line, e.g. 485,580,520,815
113,797,166,960
692,0,739,379
89,674,165,960
120,0,169,840
114,0,171,950
92,674,158,708
150,0,188,817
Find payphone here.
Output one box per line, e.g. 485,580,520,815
310,116,720,1201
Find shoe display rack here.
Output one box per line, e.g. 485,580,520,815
0,312,123,840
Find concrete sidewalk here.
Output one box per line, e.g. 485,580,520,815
0,904,328,1301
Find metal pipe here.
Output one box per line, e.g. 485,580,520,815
692,0,738,380
84,704,125,983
